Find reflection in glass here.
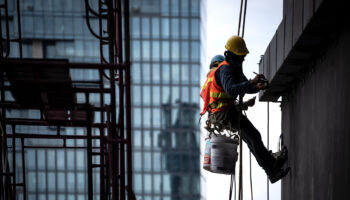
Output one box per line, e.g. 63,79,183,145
191,64,200,84
143,108,152,127
132,40,141,60
152,64,160,83
162,86,170,104
181,18,189,38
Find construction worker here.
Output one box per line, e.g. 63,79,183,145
201,36,288,183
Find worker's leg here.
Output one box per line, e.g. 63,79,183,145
238,114,275,174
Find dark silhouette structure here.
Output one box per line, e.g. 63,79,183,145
259,0,350,199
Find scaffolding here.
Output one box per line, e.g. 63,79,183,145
0,0,133,200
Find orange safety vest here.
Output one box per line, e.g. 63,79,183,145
200,61,233,115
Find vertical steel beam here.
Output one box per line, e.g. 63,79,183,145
21,138,26,200
11,125,16,200
16,0,22,58
87,105,93,200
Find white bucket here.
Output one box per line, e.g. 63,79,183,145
210,134,239,175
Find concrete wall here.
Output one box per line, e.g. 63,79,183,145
281,28,350,200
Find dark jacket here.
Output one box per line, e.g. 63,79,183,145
215,59,258,99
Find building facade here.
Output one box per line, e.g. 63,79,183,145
129,0,204,199
258,0,350,199
3,0,204,199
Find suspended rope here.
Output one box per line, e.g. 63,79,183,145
229,0,249,199
267,102,270,200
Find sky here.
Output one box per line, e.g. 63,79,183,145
202,0,284,200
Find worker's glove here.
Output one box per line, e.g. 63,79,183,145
243,96,256,110
251,74,268,90
251,74,266,85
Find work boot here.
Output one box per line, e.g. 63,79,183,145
268,167,290,183
270,146,288,170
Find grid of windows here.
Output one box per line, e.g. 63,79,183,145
130,0,202,199
4,0,203,199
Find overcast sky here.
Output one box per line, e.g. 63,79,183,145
202,0,284,199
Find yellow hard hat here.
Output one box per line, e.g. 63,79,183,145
225,35,249,56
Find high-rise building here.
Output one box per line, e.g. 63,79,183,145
129,0,204,199
2,0,204,199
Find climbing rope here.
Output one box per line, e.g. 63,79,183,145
267,102,270,200
228,0,249,199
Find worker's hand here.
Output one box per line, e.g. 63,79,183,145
251,74,266,85
256,82,268,90
245,97,256,107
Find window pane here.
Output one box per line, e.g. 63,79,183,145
143,108,151,127
171,19,179,38
152,18,160,38
152,41,160,61
171,41,179,61
143,152,151,171
133,108,142,127
132,40,141,61
152,64,160,83
141,18,150,38
181,64,189,83
153,174,161,193
162,64,170,84
144,174,152,192
133,130,142,148
171,64,180,84
162,86,170,104
132,63,141,83
181,19,189,38
152,86,160,105
162,41,170,61
142,41,151,61
191,18,200,39
143,131,152,148
191,41,200,62
191,86,200,104
181,86,190,103
132,17,140,38
134,174,142,192
161,0,170,16
153,108,161,128
181,0,189,16
132,86,141,105
143,86,151,105
171,0,179,16
181,41,189,61
172,86,179,104
191,64,200,84
161,18,170,38
142,64,151,83
191,0,200,16
133,152,142,171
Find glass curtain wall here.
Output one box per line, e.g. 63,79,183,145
2,0,203,199
130,0,202,200
4,0,102,200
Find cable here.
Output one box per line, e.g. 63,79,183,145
267,102,270,200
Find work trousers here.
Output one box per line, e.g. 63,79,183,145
208,104,275,174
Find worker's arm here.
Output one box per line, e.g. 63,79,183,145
215,65,257,97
